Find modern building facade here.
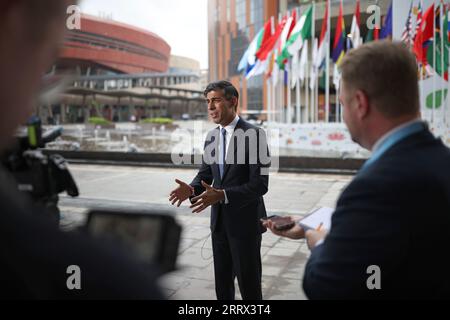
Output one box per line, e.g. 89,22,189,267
208,0,390,120
40,16,206,124
57,14,171,75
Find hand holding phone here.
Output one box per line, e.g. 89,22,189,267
263,215,296,231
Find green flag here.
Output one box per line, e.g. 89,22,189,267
277,6,313,69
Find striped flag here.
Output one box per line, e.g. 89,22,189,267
332,0,345,92
349,0,361,49
401,2,414,46
413,1,423,43
314,0,329,71
332,0,345,66
237,26,265,73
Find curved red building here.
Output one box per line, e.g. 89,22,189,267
58,15,171,74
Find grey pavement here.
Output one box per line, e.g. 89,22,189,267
59,164,352,300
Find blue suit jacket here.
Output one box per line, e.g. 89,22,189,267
303,126,450,299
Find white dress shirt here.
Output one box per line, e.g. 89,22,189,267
219,115,240,204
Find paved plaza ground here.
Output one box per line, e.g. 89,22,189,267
59,164,353,300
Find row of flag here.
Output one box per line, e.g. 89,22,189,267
236,0,450,123
237,0,394,88
404,0,450,81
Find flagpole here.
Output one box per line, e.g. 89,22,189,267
311,1,316,123
433,2,437,125
440,0,445,128
325,0,330,123
287,60,292,124
316,69,319,122
267,77,271,123
336,80,339,122
279,66,282,123
272,76,275,123
306,60,310,122
296,71,301,123
447,45,450,125
418,0,425,123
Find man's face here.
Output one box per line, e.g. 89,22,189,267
340,80,361,145
0,2,67,149
205,90,236,126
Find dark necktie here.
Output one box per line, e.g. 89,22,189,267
219,128,227,178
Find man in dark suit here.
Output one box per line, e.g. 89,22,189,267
0,0,162,299
170,80,270,300
264,41,450,299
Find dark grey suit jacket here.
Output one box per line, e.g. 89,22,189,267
190,118,270,238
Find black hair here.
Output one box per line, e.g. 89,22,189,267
203,80,239,101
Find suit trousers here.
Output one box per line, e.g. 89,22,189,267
211,206,262,300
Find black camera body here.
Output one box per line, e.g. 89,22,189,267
1,117,79,223
2,117,182,274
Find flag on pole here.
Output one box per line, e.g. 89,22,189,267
291,49,300,89
380,2,393,39
414,3,435,66
299,39,309,84
244,19,274,79
426,1,449,80
271,51,281,86
275,13,295,69
237,25,265,73
401,1,414,46
256,16,288,62
310,38,319,90
349,0,361,49
284,6,313,58
413,1,423,43
332,0,345,66
314,0,328,71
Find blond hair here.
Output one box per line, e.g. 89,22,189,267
340,40,419,118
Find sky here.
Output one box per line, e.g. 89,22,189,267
79,0,208,69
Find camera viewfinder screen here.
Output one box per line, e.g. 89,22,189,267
88,213,163,264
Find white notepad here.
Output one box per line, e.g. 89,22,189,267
298,207,334,231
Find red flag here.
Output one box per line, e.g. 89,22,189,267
374,27,379,40
413,3,435,64
259,19,273,52
287,9,297,40
319,0,328,46
256,16,288,61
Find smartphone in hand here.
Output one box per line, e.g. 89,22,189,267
263,215,295,231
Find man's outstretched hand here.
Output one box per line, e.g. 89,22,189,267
169,179,194,207
190,181,225,214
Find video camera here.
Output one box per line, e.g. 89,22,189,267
1,116,182,274
1,116,79,224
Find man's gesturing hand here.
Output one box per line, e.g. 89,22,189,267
190,181,225,213
169,179,194,207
